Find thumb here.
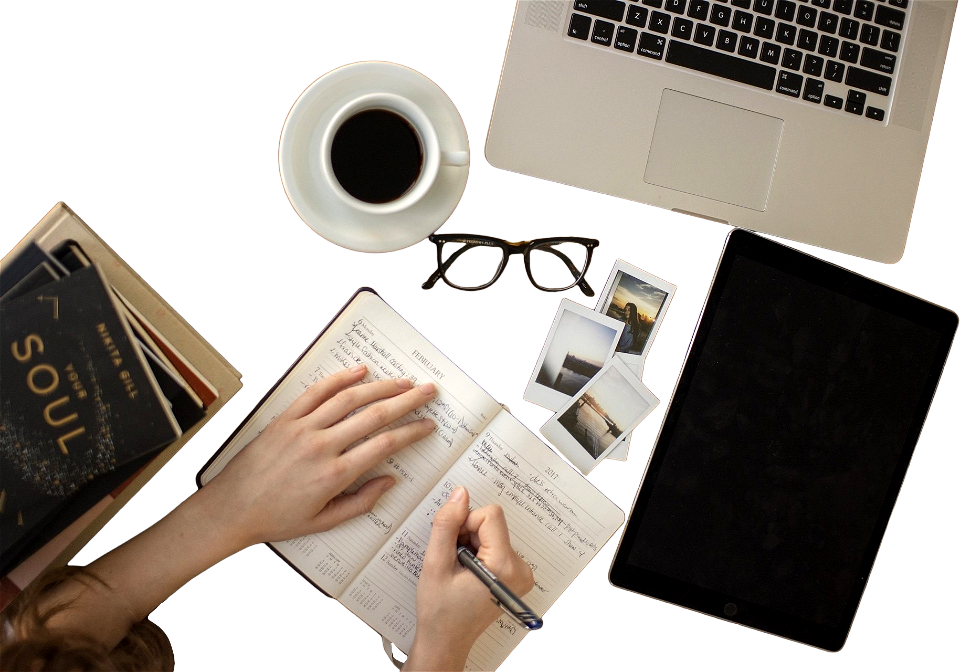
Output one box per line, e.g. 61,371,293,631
423,486,470,573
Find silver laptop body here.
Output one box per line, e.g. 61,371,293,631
486,0,956,262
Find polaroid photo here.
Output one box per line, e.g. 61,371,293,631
595,260,676,373
605,432,630,461
524,299,624,412
541,357,660,475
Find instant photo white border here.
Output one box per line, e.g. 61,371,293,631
523,299,624,412
595,259,677,372
541,357,660,475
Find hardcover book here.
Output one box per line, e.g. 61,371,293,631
199,289,624,671
0,265,181,565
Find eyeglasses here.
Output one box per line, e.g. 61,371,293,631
422,235,599,295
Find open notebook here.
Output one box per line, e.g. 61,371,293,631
198,289,624,671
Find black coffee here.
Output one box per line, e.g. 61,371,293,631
330,109,424,204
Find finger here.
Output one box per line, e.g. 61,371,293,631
308,377,416,429
462,505,513,559
284,364,367,419
422,486,470,575
312,476,396,531
339,418,435,481
327,382,437,447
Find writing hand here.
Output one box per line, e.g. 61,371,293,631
205,363,436,549
405,487,534,671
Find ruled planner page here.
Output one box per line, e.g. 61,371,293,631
340,411,625,670
200,291,501,597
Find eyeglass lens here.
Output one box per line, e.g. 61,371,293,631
441,243,588,289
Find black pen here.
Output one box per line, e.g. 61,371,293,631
456,545,543,630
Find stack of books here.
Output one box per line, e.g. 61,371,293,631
0,203,241,608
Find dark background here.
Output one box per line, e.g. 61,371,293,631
3,3,957,668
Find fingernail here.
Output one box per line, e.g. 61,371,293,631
449,486,465,502
382,477,397,492
421,418,435,430
420,382,436,396
396,378,413,389
350,364,366,373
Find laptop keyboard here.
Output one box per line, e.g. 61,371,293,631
567,0,909,122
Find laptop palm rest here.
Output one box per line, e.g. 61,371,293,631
644,90,784,212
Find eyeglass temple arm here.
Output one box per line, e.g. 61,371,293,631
540,245,594,297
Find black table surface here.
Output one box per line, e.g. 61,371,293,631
9,3,960,670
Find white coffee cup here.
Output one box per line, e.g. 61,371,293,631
319,92,469,216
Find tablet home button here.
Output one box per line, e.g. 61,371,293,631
724,603,738,617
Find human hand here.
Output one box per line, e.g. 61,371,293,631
405,487,535,671
204,363,436,549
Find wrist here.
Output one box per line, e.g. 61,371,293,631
404,633,472,672
184,484,255,555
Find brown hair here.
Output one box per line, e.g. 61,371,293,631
1,566,173,671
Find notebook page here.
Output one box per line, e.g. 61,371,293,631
200,292,501,597
339,411,624,670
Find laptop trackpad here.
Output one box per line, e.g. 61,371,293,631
644,90,784,212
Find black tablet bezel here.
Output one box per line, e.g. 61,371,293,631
609,230,958,651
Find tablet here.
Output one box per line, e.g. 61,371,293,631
609,230,957,651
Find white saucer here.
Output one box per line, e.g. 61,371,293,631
279,62,470,253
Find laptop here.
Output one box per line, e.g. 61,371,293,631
608,229,958,649
486,0,956,263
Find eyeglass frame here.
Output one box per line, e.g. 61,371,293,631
421,234,599,296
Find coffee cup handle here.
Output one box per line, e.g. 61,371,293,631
440,150,470,167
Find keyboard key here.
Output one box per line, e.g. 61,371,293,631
825,60,845,81
819,11,839,33
846,66,891,94
875,5,905,30
824,93,844,108
732,0,752,7
754,0,775,14
853,0,874,21
650,11,671,31
616,25,640,50
776,22,797,44
775,0,797,20
627,4,650,26
798,29,818,50
666,0,687,12
866,106,885,120
568,13,592,39
839,17,859,38
673,17,694,38
803,77,825,102
797,6,818,26
711,4,732,25
881,30,901,52
694,22,717,44
574,0,627,21
819,35,839,56
592,19,616,45
776,70,803,96
888,0,908,9
833,0,853,14
803,54,825,75
755,16,776,38
860,23,879,46
638,31,668,57
687,0,710,20
861,46,896,73
733,10,753,31
812,0,831,7
739,35,761,57
665,39,778,87
782,47,802,69
845,98,864,114
760,41,782,63
841,41,860,62
847,89,866,104
642,0,664,6
717,29,738,51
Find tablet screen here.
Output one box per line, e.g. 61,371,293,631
610,231,957,649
